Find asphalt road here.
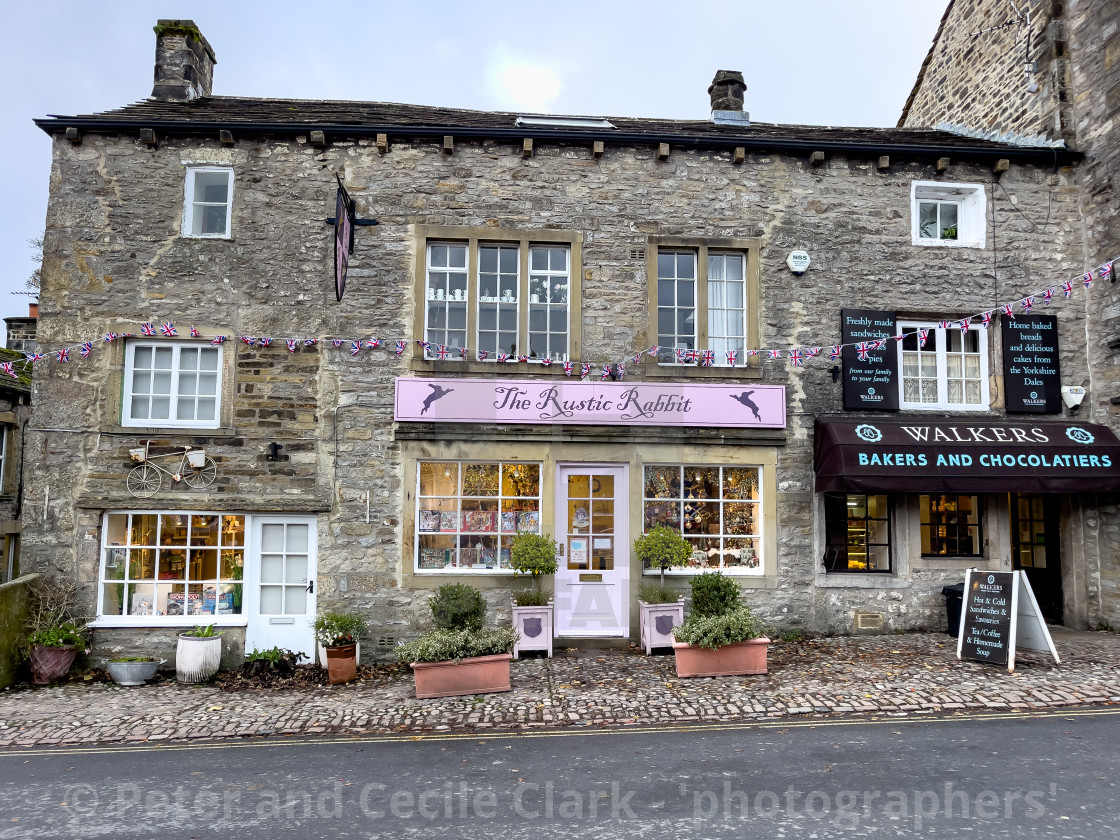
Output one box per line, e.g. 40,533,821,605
1,707,1117,839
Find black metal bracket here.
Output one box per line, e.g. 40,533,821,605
830,365,841,383
326,217,379,227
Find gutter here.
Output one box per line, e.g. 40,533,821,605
33,117,1082,166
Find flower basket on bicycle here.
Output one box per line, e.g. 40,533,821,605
126,442,217,498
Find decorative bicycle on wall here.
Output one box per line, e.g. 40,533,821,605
126,441,217,498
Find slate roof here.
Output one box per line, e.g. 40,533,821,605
0,348,32,395
36,96,1078,164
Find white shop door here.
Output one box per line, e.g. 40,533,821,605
554,464,630,637
244,517,317,660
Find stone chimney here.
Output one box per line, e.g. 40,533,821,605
709,70,750,125
151,20,216,101
5,303,38,354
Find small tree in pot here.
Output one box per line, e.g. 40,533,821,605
509,531,558,658
672,572,770,677
633,526,691,653
23,576,88,685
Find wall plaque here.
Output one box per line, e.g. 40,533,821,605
1001,313,1061,413
841,308,899,411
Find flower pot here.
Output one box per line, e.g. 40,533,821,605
176,634,223,684
638,598,685,654
325,643,358,685
107,659,162,686
29,644,77,685
512,600,553,658
672,637,771,678
317,642,360,668
410,653,513,699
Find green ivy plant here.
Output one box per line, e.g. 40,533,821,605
509,531,558,607
396,627,517,664
634,526,691,584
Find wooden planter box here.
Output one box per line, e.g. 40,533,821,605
672,637,771,678
410,653,513,699
638,598,684,654
512,601,553,658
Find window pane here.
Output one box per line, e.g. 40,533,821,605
195,171,229,203
940,203,958,239
919,202,938,238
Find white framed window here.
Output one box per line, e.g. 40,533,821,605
97,512,246,624
123,341,222,428
183,167,233,238
477,243,520,357
898,321,990,410
656,251,697,361
0,425,7,491
911,181,986,248
641,465,762,575
415,461,542,573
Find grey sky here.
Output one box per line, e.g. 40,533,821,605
1,1,947,329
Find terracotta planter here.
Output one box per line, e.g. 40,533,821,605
325,643,358,685
317,641,360,668
176,634,223,684
107,659,161,686
672,637,771,678
29,644,77,685
638,598,685,654
411,653,513,699
512,600,553,658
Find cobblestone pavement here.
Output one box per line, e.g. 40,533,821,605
2,631,1118,748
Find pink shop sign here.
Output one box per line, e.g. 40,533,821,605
394,377,786,428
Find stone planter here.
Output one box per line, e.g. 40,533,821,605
512,600,553,658
638,598,685,654
672,638,771,678
317,642,360,668
29,645,77,685
107,659,162,686
325,643,358,685
176,634,223,684
411,653,513,699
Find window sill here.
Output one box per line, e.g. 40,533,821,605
409,360,573,377
644,570,777,588
105,425,237,437
181,234,233,241
89,617,248,629
911,237,984,250
647,365,762,380
899,405,991,413
911,555,986,570
814,573,908,589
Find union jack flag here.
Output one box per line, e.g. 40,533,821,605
332,339,343,348
1021,295,1035,312
871,339,888,351
958,317,971,331
617,362,626,379
435,345,451,360
726,350,738,367
856,342,870,362
0,362,14,379
518,355,529,364
788,349,804,367
1043,287,1055,305
57,347,70,363
937,320,952,329
161,322,177,337
24,352,44,362
364,339,381,350
768,349,782,360
496,353,510,364
581,363,592,378
701,350,715,367
747,349,759,357
1062,279,1074,298
674,348,689,364
541,356,553,367
305,339,319,347
1082,271,1093,289
350,341,361,356
632,353,643,366
601,365,612,380
1100,261,1114,282
141,323,156,336
458,347,469,360
189,326,200,338
829,346,842,361
259,338,272,347
563,361,574,376
981,311,994,329
286,339,298,353
79,342,93,359
241,336,256,346
394,340,408,357
1002,303,1015,320
892,335,904,343
918,329,929,348
210,335,226,346
417,340,432,354
807,347,821,357
103,332,119,343
477,350,490,362
646,345,660,358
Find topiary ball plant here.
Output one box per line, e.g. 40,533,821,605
429,582,486,632
673,572,762,650
509,531,559,606
634,525,691,584
688,571,742,618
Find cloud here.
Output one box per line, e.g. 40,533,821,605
485,45,563,113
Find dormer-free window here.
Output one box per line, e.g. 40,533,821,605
183,167,233,238
911,182,986,249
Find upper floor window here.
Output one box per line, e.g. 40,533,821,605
416,227,582,364
183,167,233,238
647,238,759,367
910,182,985,249
123,342,222,428
898,321,989,411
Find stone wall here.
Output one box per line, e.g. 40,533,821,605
26,124,1096,652
0,574,37,687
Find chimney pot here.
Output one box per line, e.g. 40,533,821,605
708,70,746,112
151,19,216,102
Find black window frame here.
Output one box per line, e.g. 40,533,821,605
919,493,984,557
823,492,893,574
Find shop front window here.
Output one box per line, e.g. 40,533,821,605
920,494,983,556
642,464,762,574
99,512,245,619
415,461,541,573
823,494,892,572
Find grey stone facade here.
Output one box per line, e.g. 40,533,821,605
22,17,1119,663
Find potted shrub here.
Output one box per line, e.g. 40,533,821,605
634,526,691,654
313,609,366,685
242,647,305,679
399,583,517,698
107,656,162,686
23,576,88,685
509,531,559,658
176,624,223,684
672,572,770,677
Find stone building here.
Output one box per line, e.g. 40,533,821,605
0,345,32,585
23,16,1119,664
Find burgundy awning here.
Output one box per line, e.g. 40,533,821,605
814,416,1120,494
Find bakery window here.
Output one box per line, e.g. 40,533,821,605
823,493,892,573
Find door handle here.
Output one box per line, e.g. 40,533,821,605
306,580,314,594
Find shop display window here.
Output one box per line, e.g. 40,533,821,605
416,461,541,573
642,464,762,574
920,494,983,556
99,512,245,619
823,494,892,573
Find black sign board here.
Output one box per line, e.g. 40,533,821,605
959,571,1014,666
1001,313,1061,413
841,308,899,411
333,177,355,302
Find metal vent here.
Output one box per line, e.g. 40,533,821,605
854,611,885,631
376,636,396,650
629,248,646,260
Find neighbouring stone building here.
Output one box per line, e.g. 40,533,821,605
22,13,1120,665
